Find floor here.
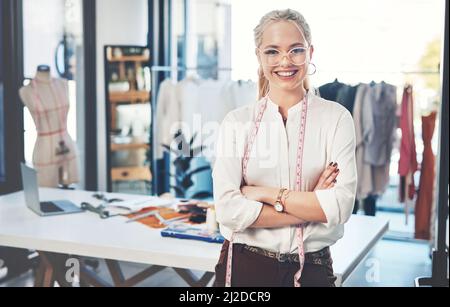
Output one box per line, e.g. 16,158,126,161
343,239,432,287
1,237,432,287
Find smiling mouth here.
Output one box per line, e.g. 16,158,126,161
274,70,299,77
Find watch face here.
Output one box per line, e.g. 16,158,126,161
275,203,283,212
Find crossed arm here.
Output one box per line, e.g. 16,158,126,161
243,163,340,228
212,110,356,232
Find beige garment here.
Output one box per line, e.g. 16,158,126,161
19,74,79,187
353,84,391,200
353,84,372,200
154,79,180,159
154,78,236,160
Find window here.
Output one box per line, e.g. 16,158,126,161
22,0,85,187
172,0,231,79
0,9,5,183
0,84,4,183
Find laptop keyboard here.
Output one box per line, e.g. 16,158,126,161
40,202,64,213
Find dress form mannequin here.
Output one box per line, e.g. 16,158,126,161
19,66,79,188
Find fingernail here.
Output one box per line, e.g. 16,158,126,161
333,163,338,167
329,162,333,166
335,169,340,173
333,179,337,183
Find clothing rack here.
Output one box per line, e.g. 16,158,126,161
150,66,233,195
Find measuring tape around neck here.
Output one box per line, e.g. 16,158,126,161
225,94,309,287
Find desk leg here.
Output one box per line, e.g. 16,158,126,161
334,274,343,287
34,252,76,287
172,268,215,287
34,252,54,287
33,253,213,287
105,259,166,287
79,265,112,287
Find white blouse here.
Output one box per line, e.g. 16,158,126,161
212,91,357,254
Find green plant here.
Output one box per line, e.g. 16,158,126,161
418,37,441,91
162,130,212,199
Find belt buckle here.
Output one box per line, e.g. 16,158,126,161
276,253,288,263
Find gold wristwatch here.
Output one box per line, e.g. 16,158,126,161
274,188,287,213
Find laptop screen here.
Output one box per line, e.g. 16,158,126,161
20,163,40,211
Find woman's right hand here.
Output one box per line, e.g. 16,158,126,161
314,162,340,191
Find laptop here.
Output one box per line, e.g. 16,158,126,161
20,163,83,216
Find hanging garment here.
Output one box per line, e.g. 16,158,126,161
353,84,374,200
398,85,418,202
317,79,345,101
155,77,240,160
415,111,437,240
178,78,234,158
365,82,397,198
19,76,79,187
364,82,397,167
230,80,258,109
335,84,358,114
155,77,237,197
154,79,179,159
352,83,394,214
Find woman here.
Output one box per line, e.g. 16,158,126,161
212,9,357,287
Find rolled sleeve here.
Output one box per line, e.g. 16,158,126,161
315,110,357,227
212,112,263,233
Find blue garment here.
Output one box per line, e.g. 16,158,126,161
318,79,345,101
336,84,358,114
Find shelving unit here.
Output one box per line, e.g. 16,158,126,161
111,166,152,182
105,46,152,194
111,143,150,152
109,90,150,131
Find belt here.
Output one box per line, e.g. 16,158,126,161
242,244,332,266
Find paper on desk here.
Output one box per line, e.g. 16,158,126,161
106,197,176,212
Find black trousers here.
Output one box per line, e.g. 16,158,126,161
214,241,336,287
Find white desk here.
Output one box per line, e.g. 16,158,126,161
0,188,388,286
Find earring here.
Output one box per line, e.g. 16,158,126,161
308,63,317,76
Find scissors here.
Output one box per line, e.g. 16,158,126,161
81,202,130,219
91,193,123,203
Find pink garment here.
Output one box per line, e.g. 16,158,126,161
415,112,437,240
398,85,417,202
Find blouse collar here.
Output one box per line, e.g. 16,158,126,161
264,90,314,116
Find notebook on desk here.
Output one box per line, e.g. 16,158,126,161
161,224,224,244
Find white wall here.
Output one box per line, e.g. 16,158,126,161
96,0,148,191
23,0,65,78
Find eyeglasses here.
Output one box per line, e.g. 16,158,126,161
258,46,309,67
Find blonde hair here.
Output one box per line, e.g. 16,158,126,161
254,9,312,99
